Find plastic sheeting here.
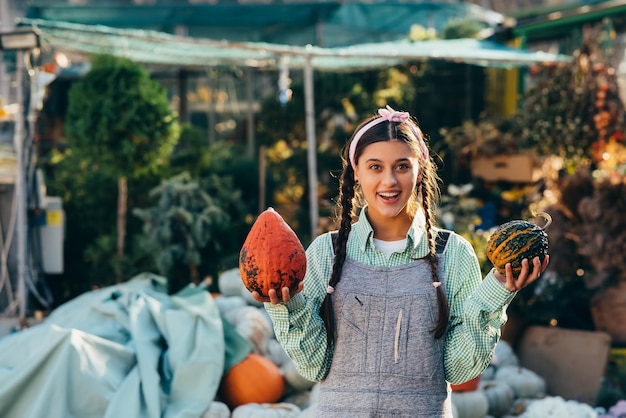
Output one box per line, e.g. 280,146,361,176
0,273,251,418
18,18,571,71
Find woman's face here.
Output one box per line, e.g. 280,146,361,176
354,140,420,225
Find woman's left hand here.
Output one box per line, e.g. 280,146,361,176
493,255,550,292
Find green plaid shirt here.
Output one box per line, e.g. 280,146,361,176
264,209,516,384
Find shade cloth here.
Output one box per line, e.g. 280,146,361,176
0,273,251,418
19,18,571,71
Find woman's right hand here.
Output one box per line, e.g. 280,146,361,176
251,281,304,304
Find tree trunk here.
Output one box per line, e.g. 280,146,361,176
188,259,199,285
117,176,127,281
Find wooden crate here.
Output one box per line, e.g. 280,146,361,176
471,153,540,183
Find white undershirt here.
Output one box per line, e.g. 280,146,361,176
371,209,426,258
372,226,425,258
373,238,407,258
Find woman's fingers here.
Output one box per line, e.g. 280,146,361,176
503,262,516,291
295,281,304,295
497,255,550,292
502,258,531,291
251,291,270,303
280,286,292,302
252,281,304,305
268,288,281,304
516,256,550,290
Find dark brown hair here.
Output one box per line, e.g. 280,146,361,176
321,112,450,348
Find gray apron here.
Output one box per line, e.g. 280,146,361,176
318,238,452,417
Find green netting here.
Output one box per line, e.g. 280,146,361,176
27,2,504,47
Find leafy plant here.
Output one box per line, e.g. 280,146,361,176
516,24,624,162
133,171,229,294
441,18,484,40
436,183,494,277
510,27,626,329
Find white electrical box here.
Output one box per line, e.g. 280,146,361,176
39,196,64,274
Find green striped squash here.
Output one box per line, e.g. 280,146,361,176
486,212,551,276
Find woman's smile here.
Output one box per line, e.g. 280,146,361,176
377,191,401,202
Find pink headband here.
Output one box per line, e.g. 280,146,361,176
348,105,428,170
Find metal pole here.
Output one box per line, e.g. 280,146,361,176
13,49,27,320
246,68,255,158
304,55,318,239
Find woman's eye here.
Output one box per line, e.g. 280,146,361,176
369,164,381,170
396,163,410,171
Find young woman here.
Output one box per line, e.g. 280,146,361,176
252,105,549,417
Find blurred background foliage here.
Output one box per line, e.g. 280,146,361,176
40,20,626,337
43,53,486,304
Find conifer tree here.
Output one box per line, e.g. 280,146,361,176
65,54,179,280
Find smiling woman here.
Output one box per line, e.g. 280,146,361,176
255,105,549,418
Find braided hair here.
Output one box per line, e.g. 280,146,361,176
320,112,450,347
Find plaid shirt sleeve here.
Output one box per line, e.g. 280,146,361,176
263,233,334,382
442,233,516,384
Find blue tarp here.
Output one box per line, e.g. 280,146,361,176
0,273,251,418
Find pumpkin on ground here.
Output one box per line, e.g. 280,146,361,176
219,353,286,409
451,390,489,418
231,402,301,418
517,396,597,417
298,404,318,418
486,212,551,276
239,208,306,297
479,380,514,418
493,366,546,399
219,268,248,296
201,401,230,418
493,340,519,367
222,305,274,354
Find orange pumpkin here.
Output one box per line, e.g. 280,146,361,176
219,353,286,409
239,207,306,297
451,375,481,392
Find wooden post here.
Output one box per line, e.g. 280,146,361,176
259,145,266,213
